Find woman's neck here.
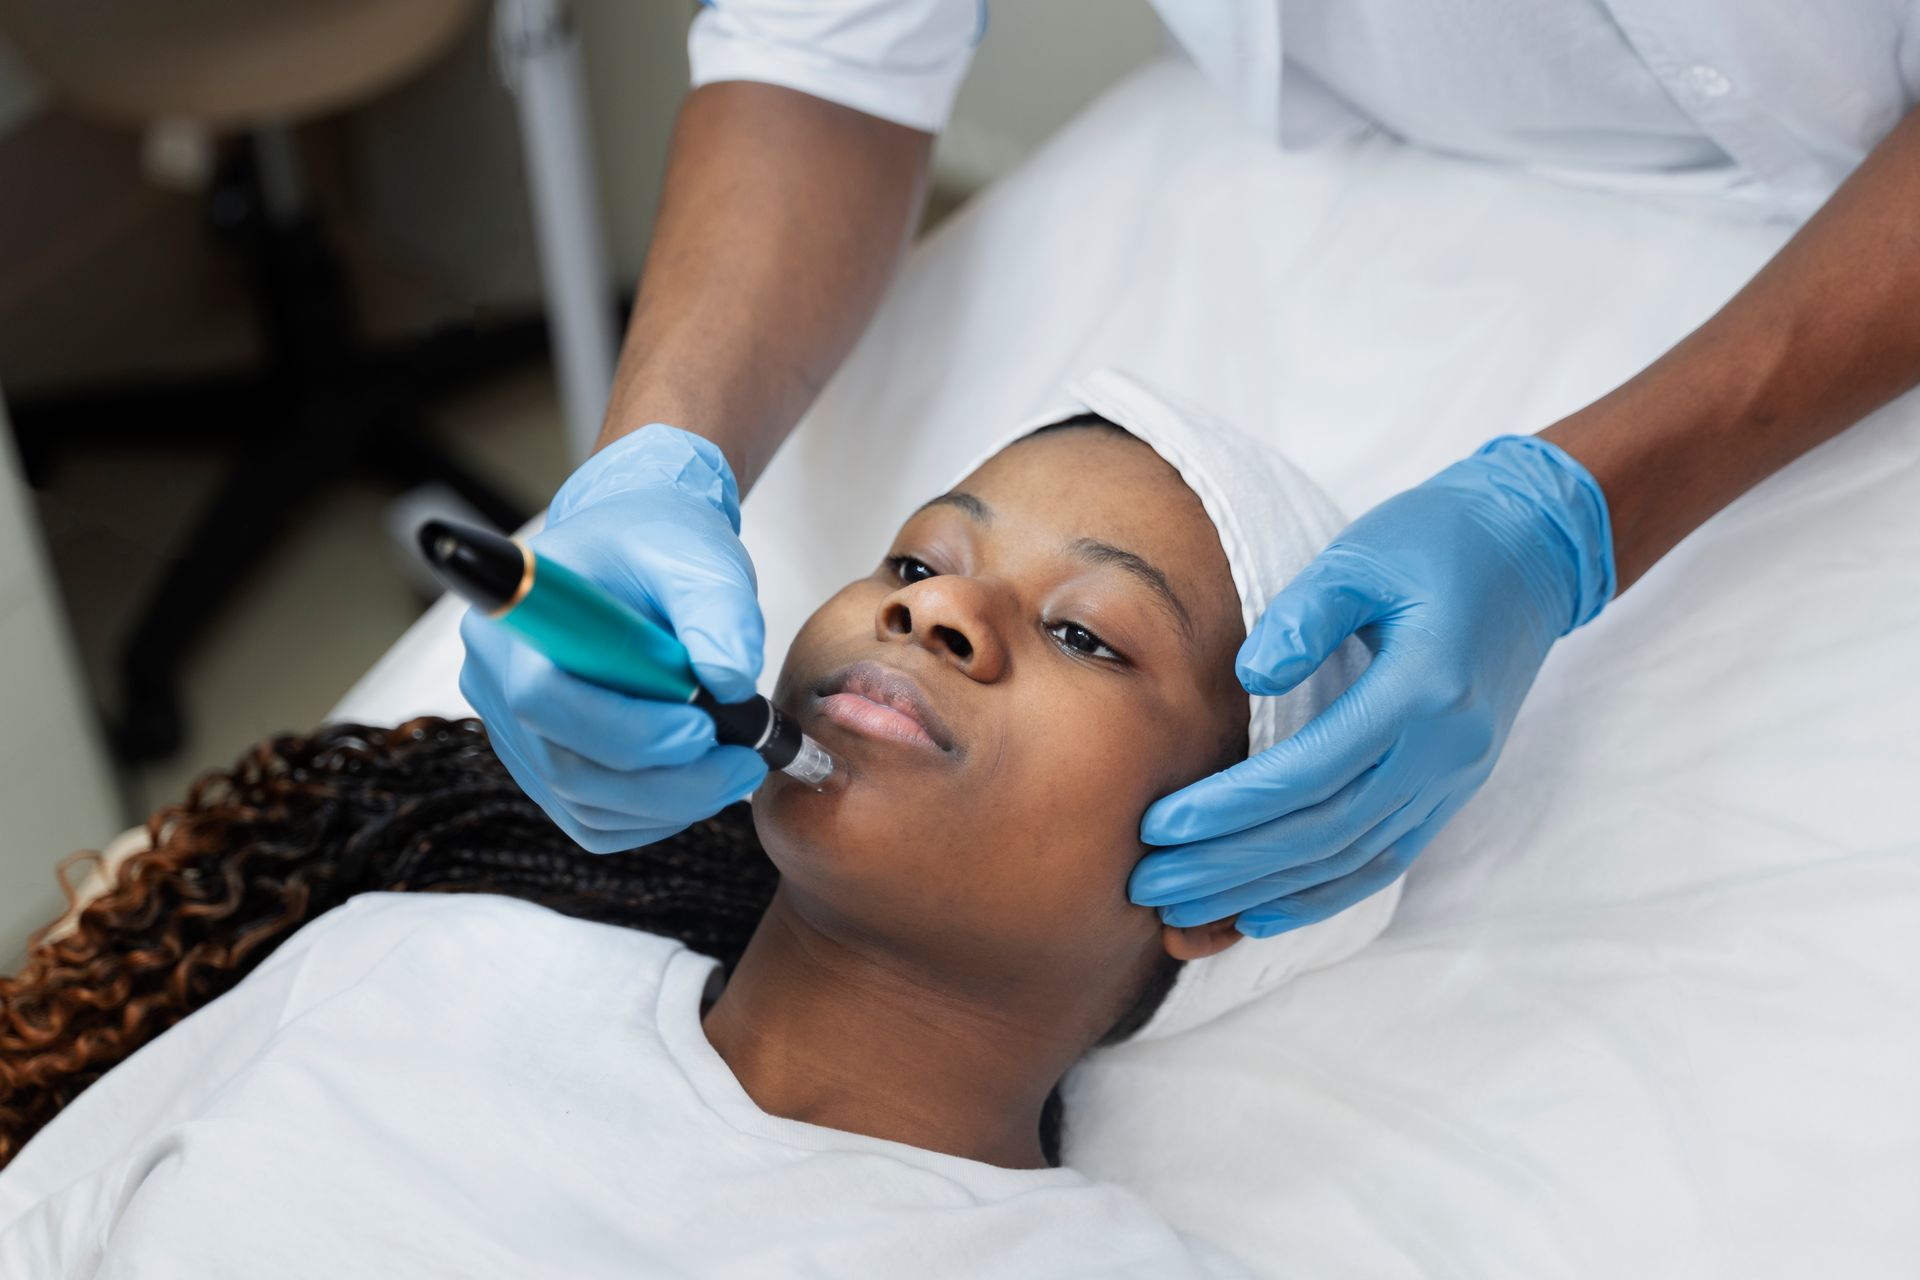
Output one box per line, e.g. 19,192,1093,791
699,887,1085,1169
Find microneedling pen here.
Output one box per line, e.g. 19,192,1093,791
417,519,849,795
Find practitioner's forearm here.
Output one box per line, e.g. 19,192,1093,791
597,82,934,491
1542,105,1920,590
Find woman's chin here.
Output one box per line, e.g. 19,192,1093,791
753,758,882,833
750,763,950,884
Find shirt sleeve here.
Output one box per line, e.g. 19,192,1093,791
0,968,305,1277
0,1160,131,1278
0,896,398,1235
688,0,986,133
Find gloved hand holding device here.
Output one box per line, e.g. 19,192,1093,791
1130,435,1616,936
458,424,768,853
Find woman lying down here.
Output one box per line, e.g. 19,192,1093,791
0,372,1398,1277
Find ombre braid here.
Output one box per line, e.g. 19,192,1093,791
0,717,775,1169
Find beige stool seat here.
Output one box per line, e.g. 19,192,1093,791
0,0,476,129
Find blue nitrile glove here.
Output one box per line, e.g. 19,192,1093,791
1130,435,1615,936
458,424,768,853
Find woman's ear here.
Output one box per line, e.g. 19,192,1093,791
1161,916,1242,961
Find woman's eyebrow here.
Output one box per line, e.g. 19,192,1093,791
1069,537,1193,637
909,493,1194,638
913,490,993,523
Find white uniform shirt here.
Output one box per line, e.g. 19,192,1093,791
1282,0,1732,173
0,893,1249,1279
687,0,1920,217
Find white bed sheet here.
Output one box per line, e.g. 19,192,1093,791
332,59,1920,1277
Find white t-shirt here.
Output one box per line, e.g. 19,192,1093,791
0,893,1249,1279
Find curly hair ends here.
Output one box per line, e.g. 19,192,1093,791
0,717,777,1170
1,716,1176,1173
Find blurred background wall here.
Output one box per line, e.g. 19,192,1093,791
0,0,1162,962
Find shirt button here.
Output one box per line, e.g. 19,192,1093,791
1684,64,1732,98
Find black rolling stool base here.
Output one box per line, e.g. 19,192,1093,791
13,138,556,761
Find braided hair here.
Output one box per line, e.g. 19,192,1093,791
0,717,1174,1171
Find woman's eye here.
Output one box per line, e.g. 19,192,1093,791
887,555,937,584
886,557,1122,663
1047,621,1122,662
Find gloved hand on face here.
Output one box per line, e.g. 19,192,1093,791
1132,435,1616,937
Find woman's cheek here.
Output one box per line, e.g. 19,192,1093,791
770,585,880,702
1022,699,1162,831
1064,683,1166,784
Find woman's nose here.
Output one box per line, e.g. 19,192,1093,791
876,578,1009,681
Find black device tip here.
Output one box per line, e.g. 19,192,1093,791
415,519,526,612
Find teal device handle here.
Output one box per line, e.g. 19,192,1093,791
425,523,842,790
499,552,700,703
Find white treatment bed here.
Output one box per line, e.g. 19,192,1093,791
332,59,1920,1278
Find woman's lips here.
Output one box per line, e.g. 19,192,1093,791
818,692,942,751
811,660,958,755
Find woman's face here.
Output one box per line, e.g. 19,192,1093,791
755,426,1248,1029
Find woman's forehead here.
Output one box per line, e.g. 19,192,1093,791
949,429,1242,638
961,428,1204,544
